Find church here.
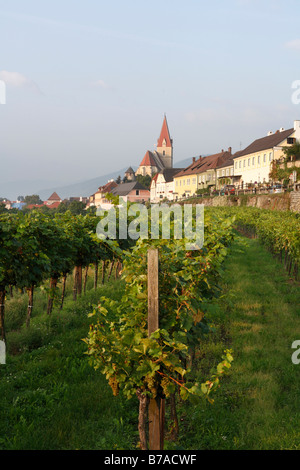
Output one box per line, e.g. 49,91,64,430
135,115,173,177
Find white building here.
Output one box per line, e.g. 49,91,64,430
150,168,183,203
233,120,300,186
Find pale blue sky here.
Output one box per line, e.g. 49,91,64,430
1,0,300,188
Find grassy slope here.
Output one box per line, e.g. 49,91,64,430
179,235,300,450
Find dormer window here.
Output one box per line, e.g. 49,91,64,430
162,139,166,147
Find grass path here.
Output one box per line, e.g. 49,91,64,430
180,234,300,450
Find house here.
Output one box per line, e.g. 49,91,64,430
233,120,300,186
88,180,118,209
150,168,183,203
136,115,173,177
47,202,61,210
68,196,89,204
174,148,233,199
26,204,45,210
111,181,150,204
11,202,26,210
215,155,243,189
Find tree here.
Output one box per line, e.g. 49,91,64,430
282,142,300,163
56,200,86,215
24,195,43,205
0,204,8,214
0,213,22,341
136,174,152,190
269,159,300,186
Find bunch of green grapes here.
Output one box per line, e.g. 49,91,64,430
161,376,172,398
144,375,158,398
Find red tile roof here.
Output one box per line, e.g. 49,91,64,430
139,151,158,167
47,202,61,209
175,150,232,178
48,192,61,201
97,180,118,194
26,204,45,210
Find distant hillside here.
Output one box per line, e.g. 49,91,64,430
38,158,196,200
1,156,201,202
0,179,61,201
38,167,135,200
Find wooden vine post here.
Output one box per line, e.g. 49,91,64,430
147,248,165,450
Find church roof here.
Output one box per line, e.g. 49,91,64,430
139,151,159,167
157,116,172,148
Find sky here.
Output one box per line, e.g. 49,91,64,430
1,0,300,191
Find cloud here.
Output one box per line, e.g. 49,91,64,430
285,39,300,51
0,70,42,94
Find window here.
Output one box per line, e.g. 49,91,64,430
248,158,250,166
239,161,241,168
183,180,185,186
243,160,246,167
252,157,255,165
269,152,272,161
258,155,260,164
235,162,238,169
176,180,178,186
287,137,295,145
226,169,229,176
136,190,140,196
187,178,190,185
263,154,266,163
192,178,196,185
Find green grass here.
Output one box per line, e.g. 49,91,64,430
0,236,300,450
0,276,139,450
178,234,300,450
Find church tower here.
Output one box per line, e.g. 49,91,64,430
156,115,173,169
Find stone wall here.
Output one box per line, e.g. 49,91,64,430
193,191,300,212
290,192,300,212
